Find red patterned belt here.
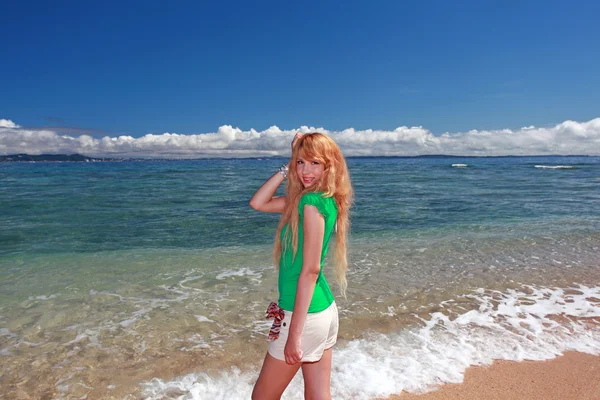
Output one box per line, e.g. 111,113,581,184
265,302,285,341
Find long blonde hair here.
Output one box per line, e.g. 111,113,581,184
273,133,353,295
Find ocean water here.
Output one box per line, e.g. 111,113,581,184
1,156,599,399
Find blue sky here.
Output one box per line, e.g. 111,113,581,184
1,1,599,152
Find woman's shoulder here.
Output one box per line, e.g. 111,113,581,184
299,191,334,204
298,192,337,217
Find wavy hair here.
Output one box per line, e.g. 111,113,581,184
273,133,353,295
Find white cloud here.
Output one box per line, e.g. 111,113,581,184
1,118,599,158
0,119,20,128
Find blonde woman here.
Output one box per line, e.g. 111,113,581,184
249,132,352,399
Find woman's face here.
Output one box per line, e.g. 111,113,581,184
296,155,325,188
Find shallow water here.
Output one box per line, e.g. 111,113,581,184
0,156,599,399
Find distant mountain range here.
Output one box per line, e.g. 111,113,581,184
0,153,592,162
0,153,117,162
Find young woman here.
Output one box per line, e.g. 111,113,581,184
249,132,352,400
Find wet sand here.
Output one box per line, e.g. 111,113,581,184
388,352,600,400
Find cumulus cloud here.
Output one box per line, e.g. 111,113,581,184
0,119,20,128
1,118,599,158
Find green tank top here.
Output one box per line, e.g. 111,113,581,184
278,192,338,313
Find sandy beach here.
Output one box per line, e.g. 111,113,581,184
386,352,600,400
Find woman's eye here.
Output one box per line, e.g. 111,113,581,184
297,160,304,164
311,161,320,165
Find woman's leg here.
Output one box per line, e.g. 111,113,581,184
301,347,333,400
252,352,302,400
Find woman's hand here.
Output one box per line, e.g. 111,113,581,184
292,132,304,151
284,334,303,365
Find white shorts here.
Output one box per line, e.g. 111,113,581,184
268,302,339,363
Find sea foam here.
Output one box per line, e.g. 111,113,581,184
216,268,262,281
140,284,600,399
534,165,575,169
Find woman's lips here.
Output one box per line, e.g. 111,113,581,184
302,177,314,184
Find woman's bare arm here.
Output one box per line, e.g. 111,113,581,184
249,133,303,213
284,205,325,364
249,168,287,213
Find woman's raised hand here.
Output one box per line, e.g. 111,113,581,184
291,132,304,151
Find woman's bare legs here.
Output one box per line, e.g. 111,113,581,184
253,348,333,400
252,353,302,400
301,348,333,400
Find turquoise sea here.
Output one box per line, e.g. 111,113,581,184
1,156,599,399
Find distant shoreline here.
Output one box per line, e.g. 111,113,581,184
0,154,118,162
0,153,594,162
